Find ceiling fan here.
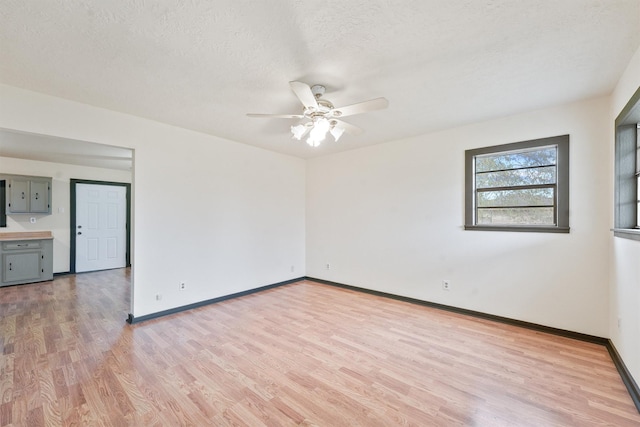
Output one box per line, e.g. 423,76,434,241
247,81,389,147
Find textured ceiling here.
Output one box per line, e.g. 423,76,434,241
0,0,639,162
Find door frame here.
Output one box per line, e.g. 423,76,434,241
70,179,131,274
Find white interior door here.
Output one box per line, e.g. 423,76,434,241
75,183,127,272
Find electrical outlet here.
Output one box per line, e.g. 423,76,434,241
618,317,622,329
291,265,295,273
442,280,451,291
326,263,330,270
179,282,186,291
30,217,36,224
156,294,162,301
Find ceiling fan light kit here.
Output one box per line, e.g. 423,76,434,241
291,117,345,146
247,81,388,147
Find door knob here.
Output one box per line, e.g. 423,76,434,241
77,232,82,235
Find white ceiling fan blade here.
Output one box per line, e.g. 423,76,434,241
332,119,363,135
289,81,318,110
332,97,389,118
247,113,304,119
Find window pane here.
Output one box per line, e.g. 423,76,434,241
476,166,556,188
465,135,569,232
477,188,554,207
477,207,555,225
475,147,556,172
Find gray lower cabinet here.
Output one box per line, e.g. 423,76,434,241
0,239,53,286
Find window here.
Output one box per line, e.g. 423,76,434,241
465,135,570,233
614,86,640,241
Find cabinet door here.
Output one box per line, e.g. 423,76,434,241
8,178,29,213
41,240,53,281
3,251,41,283
30,180,49,213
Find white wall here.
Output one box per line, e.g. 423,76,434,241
610,44,640,386
0,72,631,352
0,156,131,273
0,84,306,318
307,96,611,337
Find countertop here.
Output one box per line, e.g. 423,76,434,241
0,231,54,241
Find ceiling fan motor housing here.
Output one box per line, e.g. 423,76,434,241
306,85,339,117
306,99,334,117
311,84,326,98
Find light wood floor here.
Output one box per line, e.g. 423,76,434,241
1,269,639,426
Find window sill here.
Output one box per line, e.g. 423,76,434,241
465,225,570,233
612,228,640,242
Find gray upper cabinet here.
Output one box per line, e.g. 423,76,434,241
8,178,29,212
28,179,50,213
4,175,52,214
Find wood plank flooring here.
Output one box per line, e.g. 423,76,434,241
1,269,639,426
